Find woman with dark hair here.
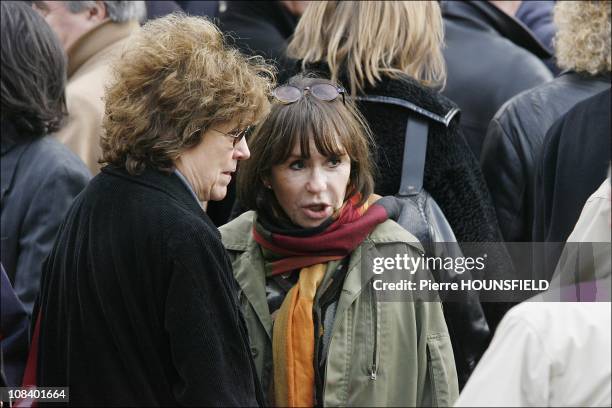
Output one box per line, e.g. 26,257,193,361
288,0,508,386
34,14,274,406
0,0,90,315
221,75,458,407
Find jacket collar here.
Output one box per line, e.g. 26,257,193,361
301,61,460,127
101,165,214,231
67,20,139,77
559,70,612,83
442,0,551,59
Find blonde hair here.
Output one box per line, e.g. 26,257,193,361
101,14,275,174
553,1,611,75
287,1,446,96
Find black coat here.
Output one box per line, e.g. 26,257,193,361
219,1,298,78
481,72,611,242
441,0,553,158
36,165,264,406
1,122,90,315
533,89,611,244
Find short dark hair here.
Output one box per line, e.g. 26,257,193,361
0,1,67,141
238,75,376,214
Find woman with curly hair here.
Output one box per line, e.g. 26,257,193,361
34,14,274,406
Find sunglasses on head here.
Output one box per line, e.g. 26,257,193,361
272,83,346,104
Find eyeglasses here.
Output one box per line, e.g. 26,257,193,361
272,83,346,104
210,126,254,147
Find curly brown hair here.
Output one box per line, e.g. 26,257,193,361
100,13,275,174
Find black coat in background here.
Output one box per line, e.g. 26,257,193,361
533,89,611,245
441,0,553,158
145,1,218,21
213,1,299,226
481,72,611,242
219,1,297,72
35,165,263,406
1,121,90,315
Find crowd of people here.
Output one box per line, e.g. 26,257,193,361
0,1,610,407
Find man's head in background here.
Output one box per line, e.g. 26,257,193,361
33,1,145,51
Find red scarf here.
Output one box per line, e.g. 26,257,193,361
253,194,390,276
254,194,391,407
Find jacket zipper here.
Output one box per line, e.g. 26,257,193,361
369,283,380,380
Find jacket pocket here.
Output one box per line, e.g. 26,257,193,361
426,333,458,407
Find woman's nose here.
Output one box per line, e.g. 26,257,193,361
305,168,326,193
233,137,251,160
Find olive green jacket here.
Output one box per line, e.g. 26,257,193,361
220,211,459,407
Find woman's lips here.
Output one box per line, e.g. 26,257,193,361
301,204,332,220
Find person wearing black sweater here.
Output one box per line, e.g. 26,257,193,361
34,15,274,406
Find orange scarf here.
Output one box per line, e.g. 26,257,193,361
269,196,384,406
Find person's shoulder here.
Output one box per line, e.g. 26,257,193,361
24,136,91,182
162,205,224,259
67,69,108,103
368,219,424,253
495,75,561,116
220,211,255,251
498,38,552,81
364,75,460,127
565,88,611,118
546,88,610,142
502,301,611,337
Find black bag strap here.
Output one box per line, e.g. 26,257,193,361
355,95,432,196
399,116,429,196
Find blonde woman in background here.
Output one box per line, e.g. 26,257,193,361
288,0,508,387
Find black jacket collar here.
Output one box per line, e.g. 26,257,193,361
101,165,213,229
301,61,460,126
442,0,552,59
